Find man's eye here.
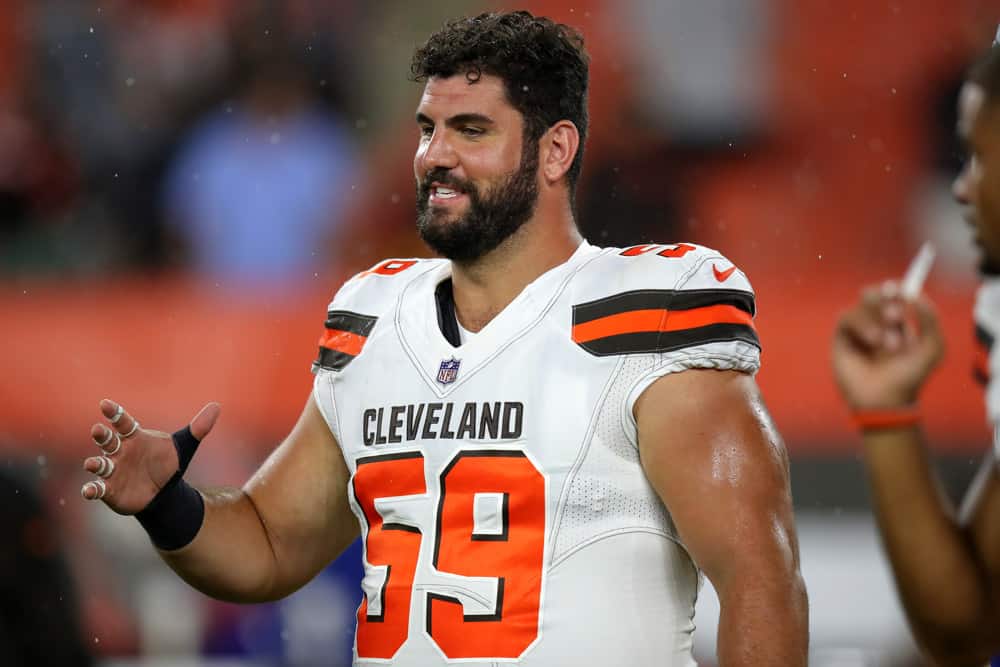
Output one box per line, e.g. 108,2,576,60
461,127,484,137
419,126,434,137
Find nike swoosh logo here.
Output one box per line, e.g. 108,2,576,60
713,264,736,282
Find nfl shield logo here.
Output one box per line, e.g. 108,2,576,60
437,357,461,385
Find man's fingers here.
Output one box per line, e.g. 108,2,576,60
100,399,139,439
84,456,116,478
910,296,941,334
860,284,906,324
880,279,901,300
100,399,125,423
91,424,122,456
81,479,107,501
907,296,944,357
91,423,111,445
837,306,883,351
860,286,881,311
842,285,942,359
189,402,221,441
854,282,913,352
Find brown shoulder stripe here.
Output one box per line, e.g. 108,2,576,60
974,323,993,386
313,310,378,371
572,289,758,357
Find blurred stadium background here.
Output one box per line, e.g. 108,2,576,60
3,0,1000,665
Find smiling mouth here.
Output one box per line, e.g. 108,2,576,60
427,183,468,207
432,186,461,199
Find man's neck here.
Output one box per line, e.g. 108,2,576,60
451,206,582,332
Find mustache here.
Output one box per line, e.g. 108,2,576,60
418,169,474,195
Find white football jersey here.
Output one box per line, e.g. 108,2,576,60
311,241,760,666
973,278,1000,458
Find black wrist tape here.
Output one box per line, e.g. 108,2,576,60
135,476,204,551
134,426,205,551
172,426,200,475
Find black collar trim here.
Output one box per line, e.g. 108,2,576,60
434,278,462,348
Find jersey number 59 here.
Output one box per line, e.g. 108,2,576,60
352,450,546,660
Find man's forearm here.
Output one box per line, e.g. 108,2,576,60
157,487,283,603
863,426,992,642
716,571,809,666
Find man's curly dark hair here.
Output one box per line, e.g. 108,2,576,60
411,10,590,195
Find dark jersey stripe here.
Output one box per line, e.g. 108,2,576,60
975,323,993,386
976,323,995,348
325,310,378,337
313,347,358,372
573,289,755,325
576,323,760,357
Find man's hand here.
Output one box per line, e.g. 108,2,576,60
81,399,220,514
78,395,358,603
831,282,944,410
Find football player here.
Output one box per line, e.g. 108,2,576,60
831,41,1000,666
81,11,808,665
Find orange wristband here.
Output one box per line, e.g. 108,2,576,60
851,406,921,431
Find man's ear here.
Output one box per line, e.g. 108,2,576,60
539,120,580,184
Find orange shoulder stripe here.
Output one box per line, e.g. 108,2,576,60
572,305,755,343
319,328,368,356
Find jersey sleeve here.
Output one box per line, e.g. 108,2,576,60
310,258,426,375
574,243,761,447
310,257,436,445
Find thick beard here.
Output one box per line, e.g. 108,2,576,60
415,142,539,263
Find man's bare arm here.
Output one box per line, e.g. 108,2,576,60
960,458,1000,658
864,427,1000,665
832,285,1000,663
635,369,808,666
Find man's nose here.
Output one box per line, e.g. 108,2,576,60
420,131,459,172
952,162,972,206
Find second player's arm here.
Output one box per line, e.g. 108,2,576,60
832,287,1000,663
635,369,808,666
159,395,359,603
863,423,1000,665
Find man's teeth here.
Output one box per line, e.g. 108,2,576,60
435,187,458,198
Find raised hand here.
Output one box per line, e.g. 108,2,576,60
81,399,220,515
831,282,944,410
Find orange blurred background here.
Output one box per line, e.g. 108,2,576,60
4,0,997,458
3,0,1000,665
